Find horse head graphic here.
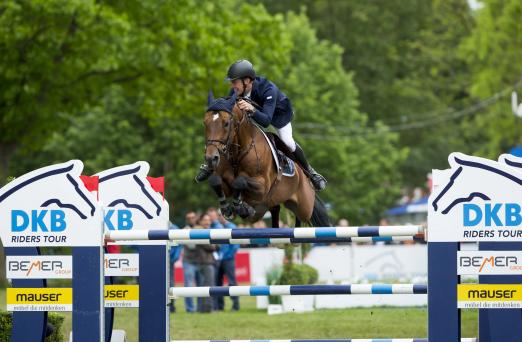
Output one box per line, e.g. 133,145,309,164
0,160,97,219
0,160,103,247
431,152,522,215
96,162,168,228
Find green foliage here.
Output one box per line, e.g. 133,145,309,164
0,311,65,342
460,0,522,158
278,263,318,286
4,0,405,223
256,0,475,185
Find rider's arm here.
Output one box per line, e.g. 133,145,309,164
251,85,278,128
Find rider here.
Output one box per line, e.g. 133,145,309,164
196,59,327,191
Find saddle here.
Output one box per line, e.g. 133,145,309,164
255,126,296,177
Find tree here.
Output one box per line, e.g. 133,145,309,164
5,0,405,224
460,0,522,158
254,0,475,184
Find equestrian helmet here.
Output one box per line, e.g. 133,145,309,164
226,59,256,81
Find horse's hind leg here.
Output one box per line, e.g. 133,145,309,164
270,205,280,228
295,217,301,228
208,175,233,218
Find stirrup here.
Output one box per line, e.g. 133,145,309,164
307,166,327,191
311,173,327,191
195,164,212,183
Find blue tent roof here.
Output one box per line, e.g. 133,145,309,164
385,195,428,216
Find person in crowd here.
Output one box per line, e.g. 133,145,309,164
193,214,217,313
181,211,199,313
168,221,182,312
207,207,224,229
214,211,240,311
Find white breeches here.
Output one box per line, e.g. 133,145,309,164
276,122,297,152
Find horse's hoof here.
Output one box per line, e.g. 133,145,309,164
237,203,255,219
221,204,234,220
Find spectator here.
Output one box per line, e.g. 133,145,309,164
194,214,217,313
181,211,199,313
168,221,182,312
214,211,240,311
337,218,349,227
207,207,223,229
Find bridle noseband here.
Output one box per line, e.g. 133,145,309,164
205,110,242,159
205,98,261,175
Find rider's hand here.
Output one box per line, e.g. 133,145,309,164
238,100,255,113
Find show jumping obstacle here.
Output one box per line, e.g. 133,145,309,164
168,284,428,297
170,339,478,342
105,226,423,241
3,154,522,341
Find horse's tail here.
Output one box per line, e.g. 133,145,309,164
310,193,331,227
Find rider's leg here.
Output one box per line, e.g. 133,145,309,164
276,123,327,191
195,163,213,182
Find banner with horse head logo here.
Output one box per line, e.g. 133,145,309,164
429,152,522,242
0,160,103,247
96,161,169,234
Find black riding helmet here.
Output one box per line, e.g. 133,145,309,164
226,59,256,81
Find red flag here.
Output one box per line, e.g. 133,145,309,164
147,176,165,200
80,175,99,201
80,175,99,192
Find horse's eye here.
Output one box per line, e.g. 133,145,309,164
224,121,229,128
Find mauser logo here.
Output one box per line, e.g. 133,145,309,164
6,256,72,279
104,285,139,308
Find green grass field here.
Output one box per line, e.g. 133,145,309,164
1,288,478,341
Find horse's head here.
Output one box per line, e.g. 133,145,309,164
204,97,246,169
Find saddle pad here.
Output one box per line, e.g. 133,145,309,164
277,151,296,177
255,124,281,171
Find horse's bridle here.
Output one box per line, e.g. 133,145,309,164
205,97,261,174
205,110,242,159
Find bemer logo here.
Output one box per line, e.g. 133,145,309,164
460,256,519,273
9,260,64,276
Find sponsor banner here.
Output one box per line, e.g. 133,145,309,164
6,255,72,279
428,153,522,242
105,254,139,276
7,288,72,311
104,284,139,308
458,251,522,275
458,284,522,309
0,161,105,247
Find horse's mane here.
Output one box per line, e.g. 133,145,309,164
207,94,237,113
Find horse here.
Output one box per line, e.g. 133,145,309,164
202,95,330,228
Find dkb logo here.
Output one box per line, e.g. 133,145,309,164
11,210,67,232
463,203,522,227
104,209,133,230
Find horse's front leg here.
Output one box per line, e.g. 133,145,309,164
231,175,258,219
208,174,234,219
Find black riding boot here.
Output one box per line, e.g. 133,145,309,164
293,145,327,191
195,164,213,183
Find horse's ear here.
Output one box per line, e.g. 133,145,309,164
207,90,214,106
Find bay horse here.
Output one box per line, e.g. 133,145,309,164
203,95,330,228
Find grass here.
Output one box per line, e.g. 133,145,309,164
1,288,478,341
